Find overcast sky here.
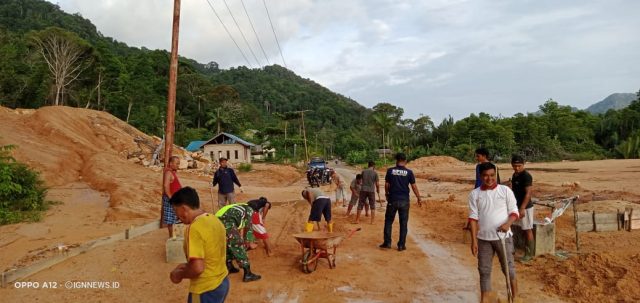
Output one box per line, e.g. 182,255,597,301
47,0,640,122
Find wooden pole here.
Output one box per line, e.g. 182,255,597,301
572,199,580,252
161,0,181,224
300,111,309,163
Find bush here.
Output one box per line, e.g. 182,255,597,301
346,150,368,165
0,145,49,225
237,163,252,172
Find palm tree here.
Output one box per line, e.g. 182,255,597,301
371,112,395,164
205,101,243,134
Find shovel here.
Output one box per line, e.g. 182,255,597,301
496,231,514,303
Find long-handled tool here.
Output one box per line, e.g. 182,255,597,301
208,185,217,213
376,192,385,209
497,231,514,303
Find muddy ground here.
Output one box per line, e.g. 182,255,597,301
1,107,639,302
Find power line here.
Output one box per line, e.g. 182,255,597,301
262,0,287,68
221,0,262,67
203,0,253,68
240,0,270,65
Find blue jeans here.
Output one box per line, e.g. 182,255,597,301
187,276,229,303
383,200,410,247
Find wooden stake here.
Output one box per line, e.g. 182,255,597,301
572,199,580,252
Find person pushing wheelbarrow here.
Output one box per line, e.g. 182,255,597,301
468,162,519,303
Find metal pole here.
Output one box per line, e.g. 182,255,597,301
161,0,181,224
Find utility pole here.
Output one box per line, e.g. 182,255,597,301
293,110,311,164
284,120,287,157
161,0,181,225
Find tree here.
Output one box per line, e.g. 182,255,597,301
370,102,404,160
30,27,93,106
412,115,435,146
178,72,211,128
205,101,243,134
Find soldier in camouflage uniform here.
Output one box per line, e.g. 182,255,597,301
215,203,261,282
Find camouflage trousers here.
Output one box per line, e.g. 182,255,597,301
224,223,250,268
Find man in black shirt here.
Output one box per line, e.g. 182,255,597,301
212,158,242,209
511,155,534,262
380,153,422,251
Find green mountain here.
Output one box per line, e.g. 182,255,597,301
586,93,637,114
0,0,371,158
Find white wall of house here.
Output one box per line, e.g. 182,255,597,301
203,143,251,164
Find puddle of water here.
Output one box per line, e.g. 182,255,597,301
266,291,299,303
346,299,384,303
335,285,353,293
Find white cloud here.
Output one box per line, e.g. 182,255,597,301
48,0,640,122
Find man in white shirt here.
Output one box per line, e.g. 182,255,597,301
468,162,519,302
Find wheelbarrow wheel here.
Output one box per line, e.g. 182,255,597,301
302,250,318,274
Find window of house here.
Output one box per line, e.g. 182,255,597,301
226,150,230,159
210,151,214,160
235,150,239,159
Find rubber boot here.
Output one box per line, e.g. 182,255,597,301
226,260,239,273
304,222,314,233
242,265,261,282
521,240,535,262
328,222,334,233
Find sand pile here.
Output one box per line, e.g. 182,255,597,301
410,156,465,168
531,253,640,302
0,106,186,221
238,163,303,187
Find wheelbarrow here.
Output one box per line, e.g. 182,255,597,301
292,228,360,273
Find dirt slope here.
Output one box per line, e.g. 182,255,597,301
0,106,182,221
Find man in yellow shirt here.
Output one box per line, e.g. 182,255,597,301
169,187,229,303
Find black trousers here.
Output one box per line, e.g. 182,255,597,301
383,200,410,247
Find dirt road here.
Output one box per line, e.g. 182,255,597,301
3,107,640,302
1,161,577,303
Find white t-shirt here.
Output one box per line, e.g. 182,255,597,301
468,184,519,241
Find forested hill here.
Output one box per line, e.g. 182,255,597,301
2,0,640,162
0,0,370,153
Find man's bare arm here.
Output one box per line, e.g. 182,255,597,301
470,220,479,256
410,183,422,206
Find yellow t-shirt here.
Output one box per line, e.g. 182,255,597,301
183,213,228,294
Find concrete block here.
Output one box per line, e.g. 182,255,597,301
576,211,594,223
595,223,619,232
125,221,160,239
576,224,594,232
512,223,555,255
594,213,619,232
534,223,555,256
594,213,618,223
575,211,594,232
166,237,186,263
